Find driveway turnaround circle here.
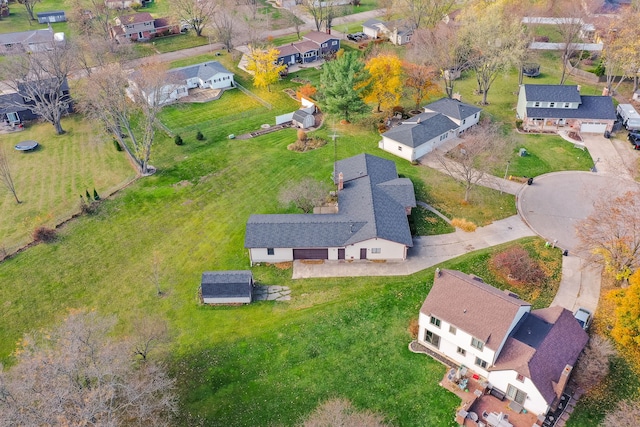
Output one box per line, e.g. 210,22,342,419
517,171,640,251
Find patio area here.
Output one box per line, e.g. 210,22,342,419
178,87,225,103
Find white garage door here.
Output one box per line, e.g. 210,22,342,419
580,122,607,133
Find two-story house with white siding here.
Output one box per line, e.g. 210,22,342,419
110,12,177,42
516,84,616,134
418,269,588,417
379,98,481,162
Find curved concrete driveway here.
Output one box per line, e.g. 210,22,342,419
517,171,640,312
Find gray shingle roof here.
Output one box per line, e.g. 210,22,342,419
292,110,311,122
169,61,233,82
420,269,531,351
201,270,253,298
362,18,385,29
492,306,588,405
245,154,414,249
303,31,338,44
0,28,54,46
525,95,616,120
37,11,65,18
523,84,583,103
0,93,27,114
382,112,458,148
424,98,481,121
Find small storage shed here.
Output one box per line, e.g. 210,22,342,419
200,270,253,304
292,109,314,129
37,10,66,23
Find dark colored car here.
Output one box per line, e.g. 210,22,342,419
629,133,640,149
629,130,640,139
347,33,361,41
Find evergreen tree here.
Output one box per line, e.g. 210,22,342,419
320,51,369,122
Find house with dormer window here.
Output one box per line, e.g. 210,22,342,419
516,84,616,134
417,269,588,417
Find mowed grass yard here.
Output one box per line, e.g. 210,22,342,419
0,116,135,252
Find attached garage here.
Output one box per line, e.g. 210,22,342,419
293,248,329,260
580,122,607,133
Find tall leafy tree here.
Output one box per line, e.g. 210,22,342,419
460,0,528,105
320,51,369,122
245,45,286,92
403,61,438,110
610,270,640,362
363,54,404,114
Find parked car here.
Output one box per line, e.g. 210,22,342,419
629,130,640,139
574,308,592,330
629,133,640,149
347,33,361,41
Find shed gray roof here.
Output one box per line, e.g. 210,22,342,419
424,98,481,121
201,270,253,298
37,10,66,17
169,61,233,82
526,96,616,120
420,269,531,351
292,110,311,122
245,154,415,249
363,18,385,29
523,84,583,103
492,306,588,405
382,112,458,148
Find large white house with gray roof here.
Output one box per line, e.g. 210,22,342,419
245,154,416,264
130,61,235,106
380,98,481,162
516,84,616,134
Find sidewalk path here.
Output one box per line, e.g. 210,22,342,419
292,215,534,279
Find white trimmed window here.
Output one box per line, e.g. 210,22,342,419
457,347,466,356
430,316,441,328
449,325,457,335
475,357,488,369
267,248,275,255
471,337,484,350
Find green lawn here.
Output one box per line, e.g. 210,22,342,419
0,0,68,34
0,116,135,253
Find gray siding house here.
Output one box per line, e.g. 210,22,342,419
516,84,616,134
201,271,253,304
245,154,416,263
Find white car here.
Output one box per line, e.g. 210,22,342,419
574,308,592,330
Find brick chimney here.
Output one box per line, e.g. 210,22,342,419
554,364,573,398
338,172,344,191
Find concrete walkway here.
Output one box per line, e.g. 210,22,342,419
292,215,534,279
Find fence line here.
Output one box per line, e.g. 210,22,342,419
235,83,273,110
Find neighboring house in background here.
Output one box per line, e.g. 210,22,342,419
37,10,66,24
275,31,340,66
380,98,481,162
128,61,235,106
245,153,416,263
105,0,153,9
110,12,178,41
0,77,73,124
0,27,65,53
200,271,253,304
362,18,413,45
516,84,617,134
418,269,589,417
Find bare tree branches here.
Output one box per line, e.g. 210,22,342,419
17,0,40,21
0,311,177,426
171,0,218,37
279,178,329,213
0,147,19,204
400,0,455,30
303,398,392,427
213,8,237,52
576,191,640,281
434,121,510,202
0,40,74,135
572,335,615,393
602,399,640,427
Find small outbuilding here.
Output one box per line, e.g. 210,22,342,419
200,270,253,304
37,10,66,24
292,109,314,129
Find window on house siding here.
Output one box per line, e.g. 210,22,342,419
267,248,275,255
398,146,402,151
425,330,440,348
549,102,555,108
449,325,457,335
371,248,381,254
332,40,337,45
475,357,488,369
564,103,570,108
430,316,441,327
457,347,466,356
534,102,540,107
471,337,484,350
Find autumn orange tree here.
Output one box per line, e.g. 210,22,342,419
577,191,640,281
609,270,640,364
363,54,403,114
297,83,317,100
403,61,437,110
246,45,286,92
